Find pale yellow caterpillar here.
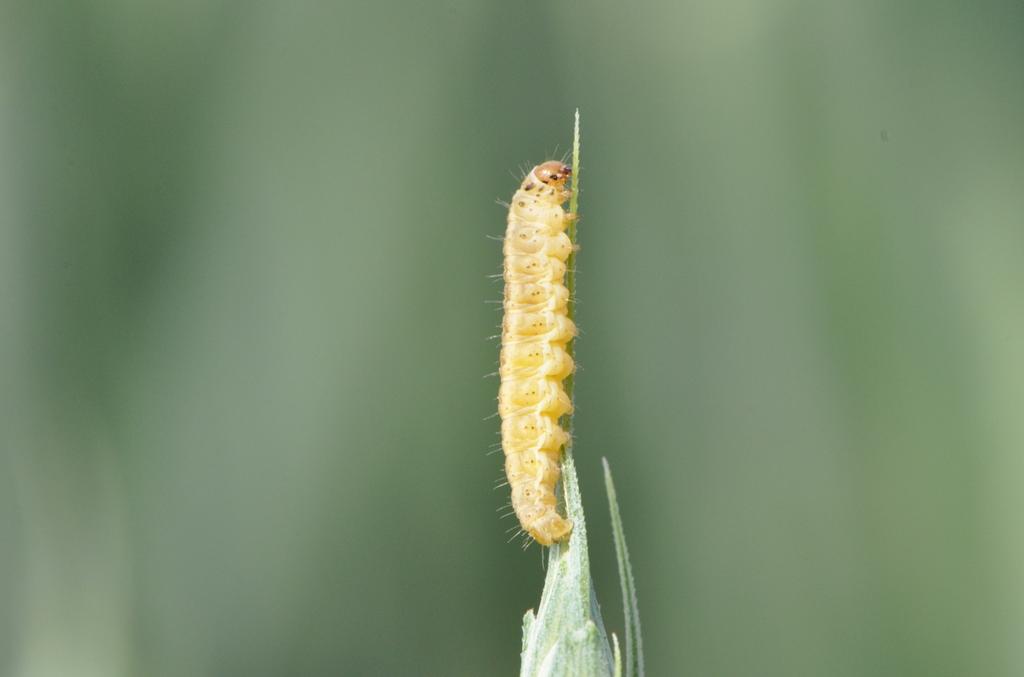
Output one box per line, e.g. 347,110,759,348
499,160,576,546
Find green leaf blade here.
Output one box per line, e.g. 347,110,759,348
603,458,645,677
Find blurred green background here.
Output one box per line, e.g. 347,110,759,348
2,1,1023,675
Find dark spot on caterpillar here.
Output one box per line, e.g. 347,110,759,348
518,201,525,207
524,183,535,191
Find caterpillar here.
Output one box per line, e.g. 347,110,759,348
499,160,576,546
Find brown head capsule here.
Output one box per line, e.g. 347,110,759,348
533,161,572,186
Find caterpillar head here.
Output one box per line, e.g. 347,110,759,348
532,161,571,186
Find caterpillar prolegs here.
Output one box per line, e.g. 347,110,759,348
499,161,576,546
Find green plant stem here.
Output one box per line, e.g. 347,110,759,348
565,108,581,411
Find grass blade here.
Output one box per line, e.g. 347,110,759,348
603,458,645,677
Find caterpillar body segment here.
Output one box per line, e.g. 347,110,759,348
500,341,574,381
498,378,572,419
504,255,568,283
499,161,576,546
504,282,570,312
